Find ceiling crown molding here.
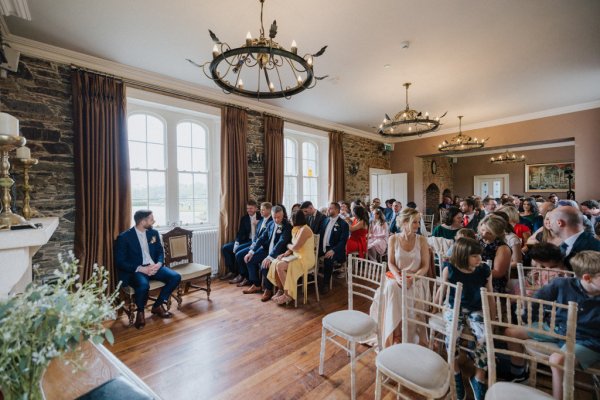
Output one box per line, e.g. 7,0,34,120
0,0,31,20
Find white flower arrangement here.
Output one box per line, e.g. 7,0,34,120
0,252,121,400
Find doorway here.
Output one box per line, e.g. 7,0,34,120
473,174,509,198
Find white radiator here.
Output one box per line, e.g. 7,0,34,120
191,229,219,275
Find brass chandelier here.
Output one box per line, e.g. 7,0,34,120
188,0,327,100
490,150,525,164
438,115,487,152
378,83,445,137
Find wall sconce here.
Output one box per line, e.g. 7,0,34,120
249,151,263,164
348,162,359,176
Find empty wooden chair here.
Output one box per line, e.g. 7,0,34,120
319,255,386,400
374,273,463,400
480,289,577,400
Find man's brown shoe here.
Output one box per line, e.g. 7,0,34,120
151,304,173,318
261,289,273,302
229,274,243,284
134,310,145,329
242,284,262,294
236,278,250,287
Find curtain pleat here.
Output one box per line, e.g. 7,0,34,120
218,106,250,276
328,131,346,202
72,70,131,292
264,115,284,204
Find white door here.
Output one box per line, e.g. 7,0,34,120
377,173,408,207
473,174,509,198
369,168,391,202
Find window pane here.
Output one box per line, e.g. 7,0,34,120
178,147,192,171
179,196,193,225
148,171,165,200
284,157,296,175
192,148,206,172
302,159,317,177
194,199,208,223
147,143,165,170
192,124,206,148
129,142,147,169
303,142,316,160
148,201,166,226
194,173,208,199
177,122,192,147
146,115,164,144
130,171,148,200
179,172,193,199
128,114,146,142
284,176,297,208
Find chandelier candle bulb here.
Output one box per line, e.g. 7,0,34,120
0,113,19,137
246,32,252,45
16,146,30,160
269,82,275,92
291,40,297,54
212,45,220,58
237,79,244,89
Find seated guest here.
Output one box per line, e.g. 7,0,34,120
505,250,600,399
547,205,600,269
388,201,403,232
267,210,315,305
384,198,396,222
453,195,463,207
370,198,386,218
482,196,497,216
491,211,523,269
230,202,272,285
367,208,388,261
548,193,559,205
460,198,483,231
478,214,512,293
300,201,325,235
520,197,543,231
498,205,531,245
291,203,301,214
220,200,260,281
115,210,181,329
432,207,463,240
439,195,454,210
529,242,565,269
339,201,352,220
558,199,594,233
319,202,350,294
581,200,600,227
346,205,369,258
241,205,291,298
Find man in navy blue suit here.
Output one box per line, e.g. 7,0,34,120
115,210,181,329
241,205,291,300
548,205,600,269
220,200,260,281
388,200,403,234
230,202,273,285
319,202,350,294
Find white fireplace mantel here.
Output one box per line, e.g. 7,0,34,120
0,217,59,298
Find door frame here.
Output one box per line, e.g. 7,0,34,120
473,174,510,197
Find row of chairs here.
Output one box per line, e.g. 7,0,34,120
318,255,586,400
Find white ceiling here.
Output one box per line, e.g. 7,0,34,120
2,0,600,137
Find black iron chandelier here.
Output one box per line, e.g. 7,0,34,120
188,0,327,100
490,150,525,164
378,83,445,137
438,115,487,152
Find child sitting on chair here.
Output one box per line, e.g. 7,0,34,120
438,237,495,400
506,250,600,399
516,242,567,296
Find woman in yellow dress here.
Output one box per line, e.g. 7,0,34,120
267,210,315,305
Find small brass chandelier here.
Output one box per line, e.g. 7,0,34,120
438,115,487,152
188,0,327,100
378,83,445,137
490,150,526,164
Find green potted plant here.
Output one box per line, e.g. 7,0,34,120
0,252,121,400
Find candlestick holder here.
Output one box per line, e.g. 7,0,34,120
15,157,39,220
0,134,27,227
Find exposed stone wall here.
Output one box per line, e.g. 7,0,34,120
422,156,454,219
344,135,391,201
0,55,74,278
246,110,265,202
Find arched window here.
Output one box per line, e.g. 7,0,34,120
177,122,208,224
283,138,298,207
128,113,166,225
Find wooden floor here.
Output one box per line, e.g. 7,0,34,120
106,278,597,400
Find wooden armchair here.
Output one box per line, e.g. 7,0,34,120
162,227,212,309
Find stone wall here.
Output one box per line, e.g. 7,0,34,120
421,156,454,218
246,110,265,202
0,55,75,277
344,135,391,201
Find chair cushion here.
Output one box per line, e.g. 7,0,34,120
121,280,165,295
171,263,211,281
376,343,449,397
485,382,552,399
323,310,376,338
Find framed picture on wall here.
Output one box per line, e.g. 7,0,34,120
525,162,574,192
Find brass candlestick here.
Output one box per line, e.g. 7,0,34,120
0,134,27,227
15,157,39,220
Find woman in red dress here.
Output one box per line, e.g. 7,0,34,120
346,205,370,258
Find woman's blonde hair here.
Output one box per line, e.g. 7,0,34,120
397,208,420,234
478,214,507,241
497,205,520,224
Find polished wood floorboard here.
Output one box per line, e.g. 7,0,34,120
106,278,596,400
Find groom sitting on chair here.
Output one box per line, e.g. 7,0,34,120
116,210,181,329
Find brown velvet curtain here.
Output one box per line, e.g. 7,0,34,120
72,69,131,292
328,131,346,202
219,106,250,276
264,115,284,204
